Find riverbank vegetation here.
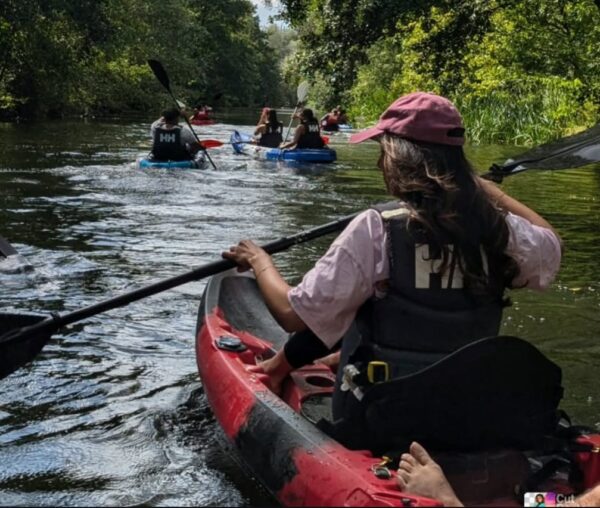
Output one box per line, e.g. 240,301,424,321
0,0,291,120
2,0,599,145
279,0,600,144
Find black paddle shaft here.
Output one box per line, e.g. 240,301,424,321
147,59,218,170
0,213,358,346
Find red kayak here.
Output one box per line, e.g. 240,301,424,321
196,270,600,506
190,118,216,126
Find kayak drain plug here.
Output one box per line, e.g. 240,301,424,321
216,336,247,352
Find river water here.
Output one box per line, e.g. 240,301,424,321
0,113,599,506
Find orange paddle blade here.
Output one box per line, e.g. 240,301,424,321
199,139,223,149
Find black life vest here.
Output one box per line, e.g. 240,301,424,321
258,122,283,148
151,126,191,162
343,202,505,378
296,119,325,149
328,204,505,434
318,203,561,454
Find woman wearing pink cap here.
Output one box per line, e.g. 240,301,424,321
223,92,562,448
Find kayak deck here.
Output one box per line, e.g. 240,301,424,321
135,154,206,169
196,271,600,506
230,131,337,163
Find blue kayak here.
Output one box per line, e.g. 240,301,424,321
231,131,336,163
135,154,206,169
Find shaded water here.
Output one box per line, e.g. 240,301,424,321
0,113,599,506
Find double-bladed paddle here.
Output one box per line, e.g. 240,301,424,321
147,59,217,170
1,122,600,379
283,81,310,144
0,214,357,379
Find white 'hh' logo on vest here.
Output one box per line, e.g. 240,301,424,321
414,244,489,289
159,133,176,143
415,244,464,289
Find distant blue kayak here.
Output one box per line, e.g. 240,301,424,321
135,154,206,169
231,131,336,163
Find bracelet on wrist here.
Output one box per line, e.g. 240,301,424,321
254,264,275,280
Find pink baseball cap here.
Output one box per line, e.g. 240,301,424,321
349,92,465,146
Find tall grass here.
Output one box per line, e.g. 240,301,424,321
455,81,597,146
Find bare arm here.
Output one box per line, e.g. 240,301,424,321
222,240,307,332
280,124,304,149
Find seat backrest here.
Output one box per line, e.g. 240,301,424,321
350,336,562,454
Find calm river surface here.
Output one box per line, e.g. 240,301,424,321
1,112,599,506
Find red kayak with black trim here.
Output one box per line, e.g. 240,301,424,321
190,118,216,126
195,270,600,506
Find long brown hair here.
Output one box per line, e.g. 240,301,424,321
379,134,520,300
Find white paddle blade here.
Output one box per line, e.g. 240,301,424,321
176,99,187,109
297,81,309,104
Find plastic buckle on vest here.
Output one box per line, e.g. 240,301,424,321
367,361,390,384
340,364,364,400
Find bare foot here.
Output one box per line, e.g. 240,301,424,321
396,442,463,507
567,484,600,507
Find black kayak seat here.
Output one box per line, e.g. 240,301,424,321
323,335,563,454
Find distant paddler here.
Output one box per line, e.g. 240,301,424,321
280,108,325,150
150,108,202,162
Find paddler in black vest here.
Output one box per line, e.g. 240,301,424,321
150,108,200,161
280,108,325,149
223,92,562,449
254,107,283,148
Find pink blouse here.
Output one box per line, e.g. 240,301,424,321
288,209,562,348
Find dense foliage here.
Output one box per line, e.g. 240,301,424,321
279,0,600,144
0,0,285,119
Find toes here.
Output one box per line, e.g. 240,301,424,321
396,472,407,490
401,452,417,467
410,441,434,466
397,469,411,486
396,472,407,491
398,460,414,473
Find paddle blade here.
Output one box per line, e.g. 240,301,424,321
493,123,600,177
297,81,309,104
0,313,55,379
148,59,171,92
0,235,18,258
199,139,224,149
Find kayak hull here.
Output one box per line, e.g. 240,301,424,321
191,119,215,126
263,148,337,163
231,131,337,163
196,271,429,507
135,155,206,170
196,270,600,506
